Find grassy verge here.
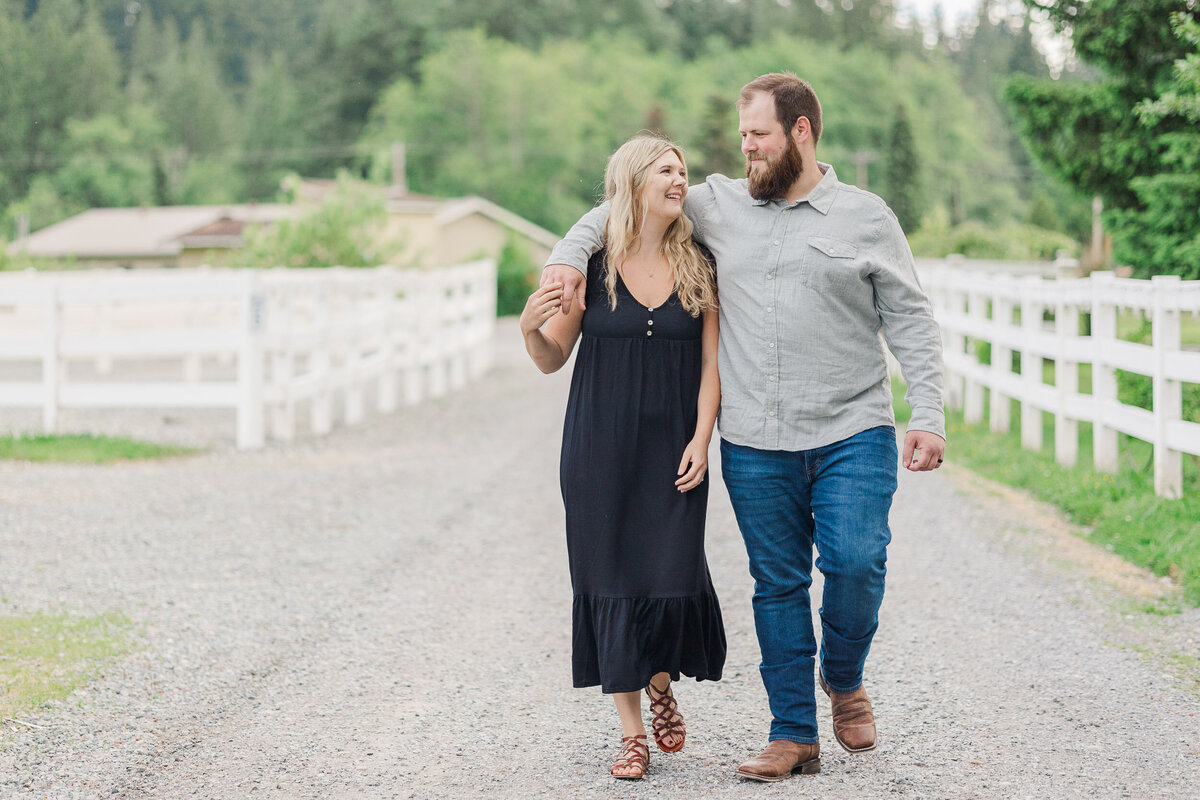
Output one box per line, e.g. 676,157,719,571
0,434,195,463
893,378,1200,606
0,612,134,720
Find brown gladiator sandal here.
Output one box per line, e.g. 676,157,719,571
610,734,649,779
645,680,686,753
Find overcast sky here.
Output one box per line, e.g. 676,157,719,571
894,0,984,31
892,0,1069,72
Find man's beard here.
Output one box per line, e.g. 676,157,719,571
745,137,804,200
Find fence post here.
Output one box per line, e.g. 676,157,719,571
1054,286,1080,468
270,282,296,442
1020,276,1044,451
445,267,468,392
236,270,266,449
399,270,425,405
377,267,398,413
41,279,60,432
426,272,448,398
964,287,986,424
96,300,114,375
311,278,333,435
943,275,966,410
990,275,1014,434
344,277,365,426
1151,274,1183,498
1090,271,1119,473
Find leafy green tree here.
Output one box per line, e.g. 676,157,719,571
48,112,159,209
1122,13,1200,277
1007,0,1200,276
496,234,536,316
238,174,404,268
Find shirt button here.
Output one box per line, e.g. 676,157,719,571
768,410,776,417
646,331,653,337
648,320,654,325
766,306,773,313
767,273,774,280
769,375,776,382
768,342,775,348
773,240,780,246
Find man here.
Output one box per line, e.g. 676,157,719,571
542,72,945,781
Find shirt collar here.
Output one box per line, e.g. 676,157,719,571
751,162,838,215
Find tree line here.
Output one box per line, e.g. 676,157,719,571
7,0,1189,274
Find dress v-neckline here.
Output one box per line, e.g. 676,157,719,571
616,271,674,311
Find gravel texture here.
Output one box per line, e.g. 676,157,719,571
1,317,1198,799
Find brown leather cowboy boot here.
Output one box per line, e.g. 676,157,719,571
735,740,820,781
819,671,877,752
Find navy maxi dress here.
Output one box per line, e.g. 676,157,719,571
560,250,727,693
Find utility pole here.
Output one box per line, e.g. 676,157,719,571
849,149,878,190
391,142,407,195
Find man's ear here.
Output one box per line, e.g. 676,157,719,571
792,116,812,146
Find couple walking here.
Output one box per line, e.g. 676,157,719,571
520,72,946,781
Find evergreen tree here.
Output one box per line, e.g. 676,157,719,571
695,94,741,181
0,0,123,207
884,104,923,231
239,52,306,199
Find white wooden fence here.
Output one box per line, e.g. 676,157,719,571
0,260,497,449
920,263,1200,498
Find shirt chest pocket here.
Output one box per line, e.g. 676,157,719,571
801,235,859,291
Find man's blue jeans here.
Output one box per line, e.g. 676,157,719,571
720,426,898,743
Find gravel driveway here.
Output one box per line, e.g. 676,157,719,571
1,318,1197,799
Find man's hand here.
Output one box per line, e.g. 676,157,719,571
541,264,586,315
902,430,945,472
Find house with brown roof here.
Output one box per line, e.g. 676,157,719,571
8,173,559,273
6,204,301,269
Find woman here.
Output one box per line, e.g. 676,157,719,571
519,135,726,779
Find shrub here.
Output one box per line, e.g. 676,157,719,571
497,235,537,316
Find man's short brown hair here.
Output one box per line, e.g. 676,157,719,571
737,72,822,145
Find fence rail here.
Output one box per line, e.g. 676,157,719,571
0,261,497,448
920,263,1200,498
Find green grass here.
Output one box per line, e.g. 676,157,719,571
0,612,134,719
894,377,1200,606
0,434,194,463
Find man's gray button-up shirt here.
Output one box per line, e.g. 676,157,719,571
546,164,945,452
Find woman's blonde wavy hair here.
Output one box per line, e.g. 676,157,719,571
602,135,717,317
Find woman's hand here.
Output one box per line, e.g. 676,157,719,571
675,437,710,492
520,283,564,337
